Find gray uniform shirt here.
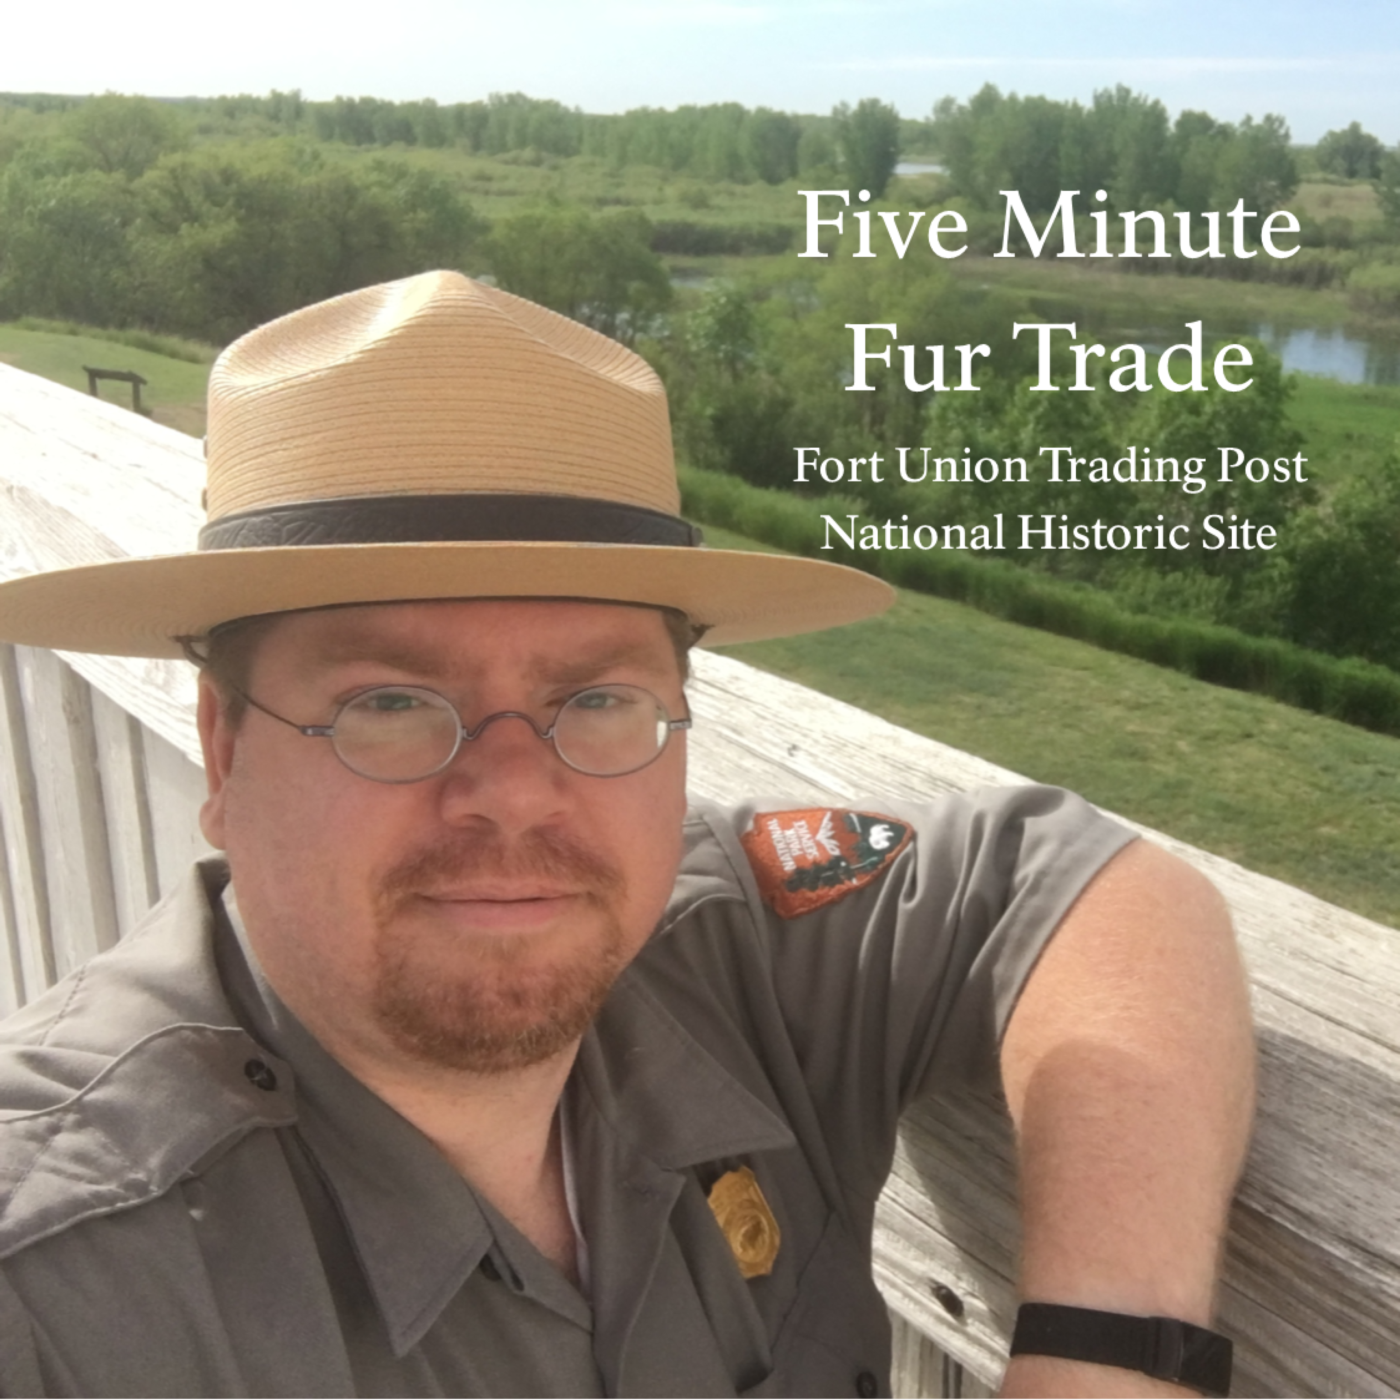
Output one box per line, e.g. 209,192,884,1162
0,788,1132,1397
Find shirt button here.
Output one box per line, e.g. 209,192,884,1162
855,1370,879,1398
243,1059,278,1091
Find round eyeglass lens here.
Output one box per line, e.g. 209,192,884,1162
333,687,462,782
553,684,672,776
327,683,679,782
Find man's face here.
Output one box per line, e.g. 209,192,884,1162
198,599,689,1078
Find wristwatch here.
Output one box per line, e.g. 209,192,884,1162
1010,1302,1234,1396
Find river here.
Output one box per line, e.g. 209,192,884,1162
1027,300,1400,387
1252,322,1400,387
1095,317,1400,387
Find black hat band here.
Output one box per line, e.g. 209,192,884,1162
198,493,705,551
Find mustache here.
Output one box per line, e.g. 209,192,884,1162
374,828,625,909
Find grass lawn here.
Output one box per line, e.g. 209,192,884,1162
1289,375,1400,484
0,324,213,436
706,524,1400,930
1290,178,1384,227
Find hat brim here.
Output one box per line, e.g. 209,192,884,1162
0,541,895,658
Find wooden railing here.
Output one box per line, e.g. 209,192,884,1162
2,362,1398,1397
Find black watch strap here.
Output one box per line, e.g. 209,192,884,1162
1010,1303,1233,1396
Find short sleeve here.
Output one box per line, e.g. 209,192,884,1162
693,785,1135,1192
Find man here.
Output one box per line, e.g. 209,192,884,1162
0,271,1253,1397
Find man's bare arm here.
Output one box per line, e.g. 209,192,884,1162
999,839,1256,1397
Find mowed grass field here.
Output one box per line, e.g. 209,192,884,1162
0,324,213,436
1289,375,1400,482
708,525,1400,930
4,323,1399,926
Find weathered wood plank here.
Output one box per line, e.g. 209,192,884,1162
891,1311,992,1399
13,648,120,977
141,727,215,899
0,363,205,766
90,687,160,937
0,362,204,563
0,806,25,1018
0,643,55,998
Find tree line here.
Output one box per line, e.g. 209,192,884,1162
927,84,1300,215
5,85,1394,220
0,89,905,193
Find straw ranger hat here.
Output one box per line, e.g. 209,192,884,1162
0,271,892,657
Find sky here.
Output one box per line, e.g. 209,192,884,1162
3,0,1396,144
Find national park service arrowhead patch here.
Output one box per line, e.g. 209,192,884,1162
740,808,912,918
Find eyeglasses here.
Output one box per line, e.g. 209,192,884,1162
232,683,692,783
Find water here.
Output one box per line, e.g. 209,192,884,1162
1034,297,1400,387
1252,322,1400,388
1124,320,1400,387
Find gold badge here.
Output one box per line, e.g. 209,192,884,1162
707,1166,781,1279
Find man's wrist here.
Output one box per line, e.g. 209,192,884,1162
1000,1352,1202,1399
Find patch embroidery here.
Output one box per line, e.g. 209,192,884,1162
740,808,912,918
707,1167,781,1279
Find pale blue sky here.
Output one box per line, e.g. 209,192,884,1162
5,0,1395,143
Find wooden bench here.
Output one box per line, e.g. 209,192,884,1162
82,365,151,416
1,361,1397,1396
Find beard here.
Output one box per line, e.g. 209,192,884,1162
368,828,630,1075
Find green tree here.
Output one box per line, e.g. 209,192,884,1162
131,141,483,341
0,162,137,324
0,104,57,173
266,90,305,130
487,203,671,345
913,372,1135,572
1210,114,1298,215
1376,148,1400,226
1122,342,1309,589
796,123,838,176
62,93,188,179
1171,110,1229,214
660,283,795,489
930,85,1007,208
684,282,758,376
1314,122,1384,180
1088,86,1176,209
833,98,900,198
741,108,801,184
1279,457,1400,667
